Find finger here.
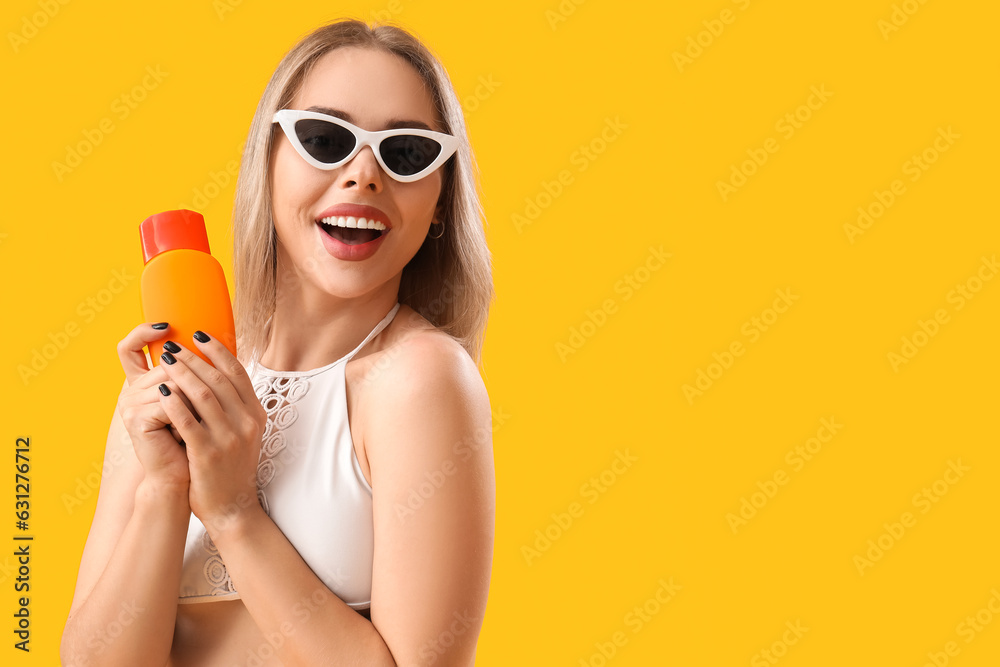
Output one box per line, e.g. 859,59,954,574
157,383,206,444
117,322,171,385
119,384,194,447
128,365,170,391
190,330,258,406
167,424,185,445
148,381,201,424
158,341,229,425
120,371,199,419
121,394,178,438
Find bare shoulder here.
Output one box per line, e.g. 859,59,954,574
357,303,484,396
353,303,492,457
362,306,495,666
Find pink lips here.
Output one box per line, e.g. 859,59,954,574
315,203,392,262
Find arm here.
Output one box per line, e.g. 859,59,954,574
162,332,494,666
61,324,196,667
364,334,496,667
61,478,190,667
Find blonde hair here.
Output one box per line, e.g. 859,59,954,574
231,19,494,366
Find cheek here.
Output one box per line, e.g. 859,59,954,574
271,145,326,222
405,175,443,221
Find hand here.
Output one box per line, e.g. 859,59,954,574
116,322,194,491
154,331,267,537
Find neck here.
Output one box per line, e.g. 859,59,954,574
260,261,401,373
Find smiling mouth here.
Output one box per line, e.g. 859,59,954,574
317,215,388,245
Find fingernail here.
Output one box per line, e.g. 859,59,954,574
158,383,171,396
163,340,181,354
193,330,211,343
161,352,177,365
152,322,169,330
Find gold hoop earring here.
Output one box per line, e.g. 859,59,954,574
428,222,445,240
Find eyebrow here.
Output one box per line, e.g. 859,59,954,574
304,105,435,131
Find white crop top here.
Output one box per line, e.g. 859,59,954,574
177,302,401,610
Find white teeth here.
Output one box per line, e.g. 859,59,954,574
319,215,387,231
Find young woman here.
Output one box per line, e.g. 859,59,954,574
61,19,496,667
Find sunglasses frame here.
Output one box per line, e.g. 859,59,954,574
272,109,459,183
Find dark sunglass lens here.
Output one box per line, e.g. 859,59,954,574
294,119,355,163
380,135,442,176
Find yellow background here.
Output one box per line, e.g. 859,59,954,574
2,0,998,664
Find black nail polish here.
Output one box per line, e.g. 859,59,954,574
161,352,176,365
163,340,181,354
152,322,169,330
158,383,171,396
193,330,211,343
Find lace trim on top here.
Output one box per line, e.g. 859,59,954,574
191,302,399,599
254,375,310,515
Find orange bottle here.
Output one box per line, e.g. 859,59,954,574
139,209,236,367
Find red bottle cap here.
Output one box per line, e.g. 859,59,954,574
140,209,211,264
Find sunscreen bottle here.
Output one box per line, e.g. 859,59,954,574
139,209,236,366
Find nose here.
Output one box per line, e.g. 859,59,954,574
338,144,384,193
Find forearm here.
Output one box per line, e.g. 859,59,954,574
211,506,396,667
61,481,190,667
